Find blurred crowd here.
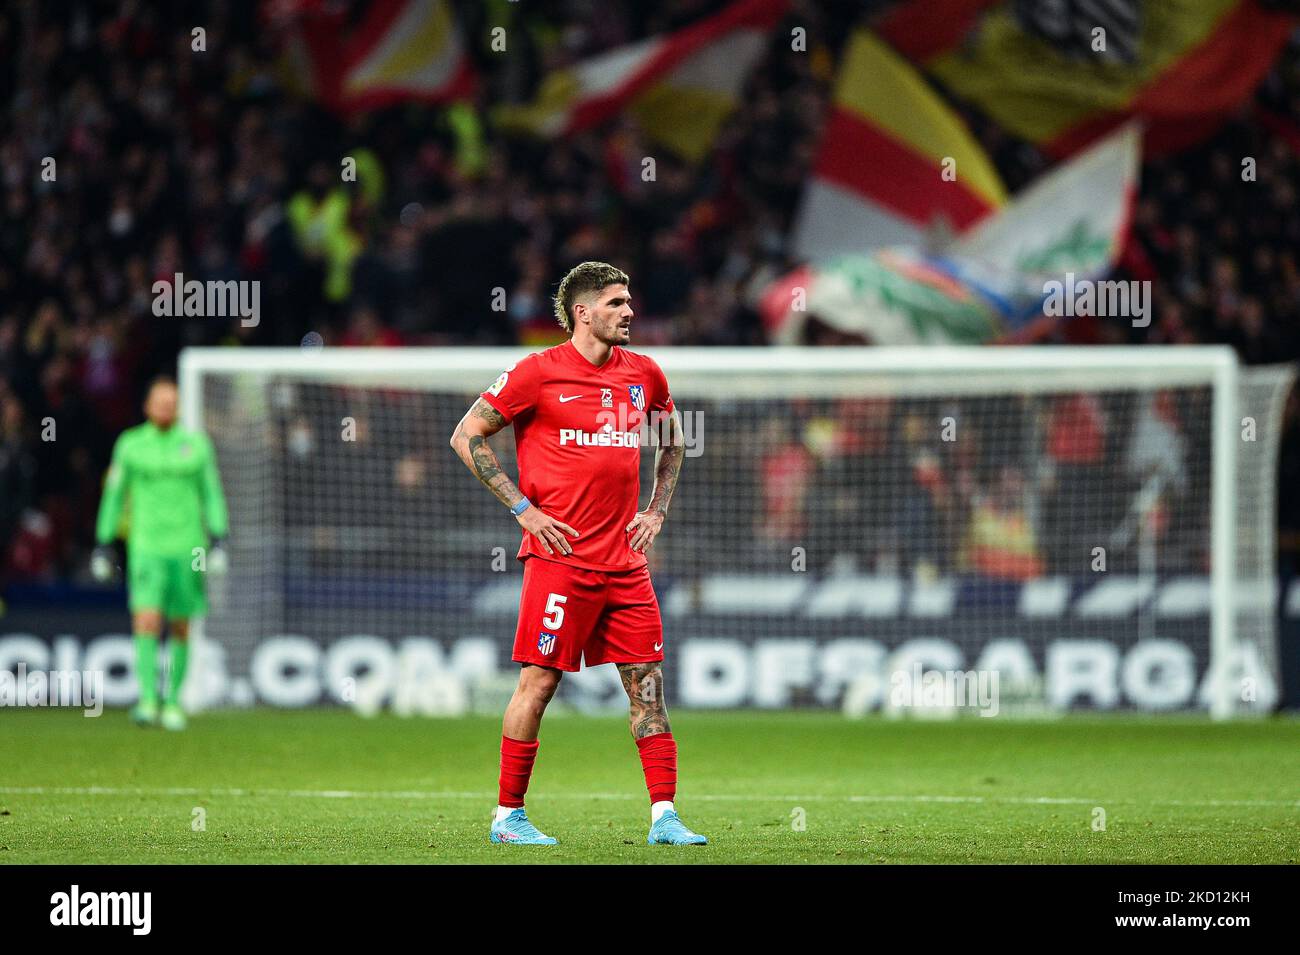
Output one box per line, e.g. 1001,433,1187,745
702,389,1208,579
1,0,1298,584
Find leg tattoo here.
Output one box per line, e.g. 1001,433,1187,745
617,661,671,739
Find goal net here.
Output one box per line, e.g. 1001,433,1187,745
179,346,1293,718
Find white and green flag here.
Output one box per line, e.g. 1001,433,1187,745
762,124,1141,345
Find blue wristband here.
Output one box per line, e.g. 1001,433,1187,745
510,497,532,517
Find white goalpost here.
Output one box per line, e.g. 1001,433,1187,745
179,345,1293,719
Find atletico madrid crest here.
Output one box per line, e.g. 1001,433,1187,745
628,385,646,412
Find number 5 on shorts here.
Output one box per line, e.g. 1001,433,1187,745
542,593,567,630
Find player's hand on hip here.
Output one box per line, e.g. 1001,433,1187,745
626,510,664,553
517,508,579,556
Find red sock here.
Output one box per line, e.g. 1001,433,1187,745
498,735,539,808
635,732,677,804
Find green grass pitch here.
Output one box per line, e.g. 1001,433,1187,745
2,708,1297,864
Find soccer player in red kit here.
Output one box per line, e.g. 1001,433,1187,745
450,261,707,847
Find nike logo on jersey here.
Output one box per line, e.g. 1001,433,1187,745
653,642,663,652
557,394,583,403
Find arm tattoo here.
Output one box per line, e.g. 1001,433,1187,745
471,399,507,429
618,661,671,738
453,399,523,509
467,435,515,503
647,411,685,518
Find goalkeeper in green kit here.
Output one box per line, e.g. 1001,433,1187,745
92,377,229,730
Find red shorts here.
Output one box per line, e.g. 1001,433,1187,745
512,556,665,672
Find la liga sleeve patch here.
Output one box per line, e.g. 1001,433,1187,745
481,357,539,422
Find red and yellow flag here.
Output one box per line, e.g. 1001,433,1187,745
280,0,475,113
495,0,788,162
877,0,1296,157
793,29,1006,261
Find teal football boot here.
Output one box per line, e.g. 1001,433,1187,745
647,810,708,845
490,808,558,845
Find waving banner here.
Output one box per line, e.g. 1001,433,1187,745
793,29,1006,262
877,0,1296,157
495,0,788,161
281,0,475,113
767,125,1140,344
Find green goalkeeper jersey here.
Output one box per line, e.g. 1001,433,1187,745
95,422,229,557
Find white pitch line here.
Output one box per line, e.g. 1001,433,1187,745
0,786,1296,809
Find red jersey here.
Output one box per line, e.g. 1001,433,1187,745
479,339,675,572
